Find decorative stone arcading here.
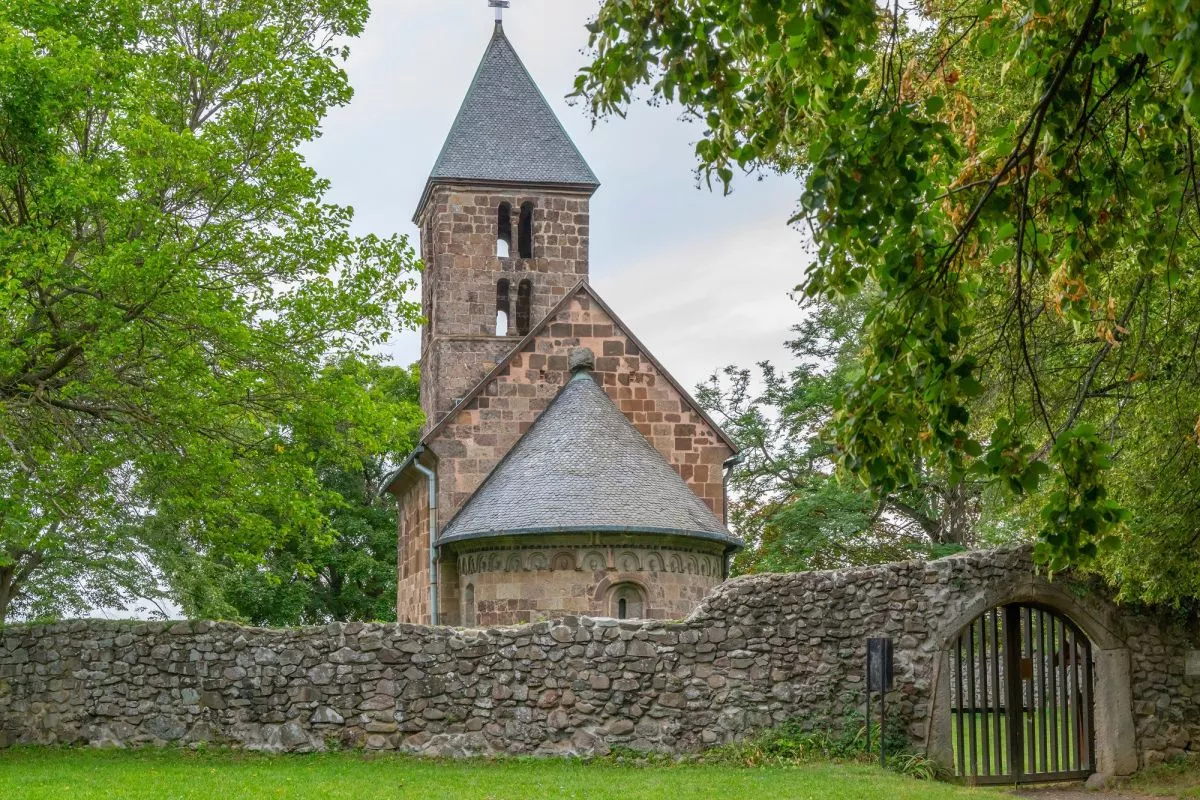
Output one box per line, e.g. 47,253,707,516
454,543,722,578
450,538,728,625
0,548,1195,768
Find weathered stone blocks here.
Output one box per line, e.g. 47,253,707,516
0,549,1194,769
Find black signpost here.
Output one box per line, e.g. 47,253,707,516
865,637,894,768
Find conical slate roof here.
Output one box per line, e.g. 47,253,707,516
439,365,740,547
416,23,599,218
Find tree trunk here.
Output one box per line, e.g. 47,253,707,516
940,482,979,551
0,549,44,624
887,481,981,548
0,565,14,624
935,482,980,547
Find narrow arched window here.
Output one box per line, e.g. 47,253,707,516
609,583,645,619
518,202,534,259
496,279,510,336
496,202,512,258
464,583,476,627
516,279,532,336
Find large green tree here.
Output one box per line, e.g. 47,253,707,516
161,361,422,626
578,0,1200,604
0,0,419,621
698,295,985,575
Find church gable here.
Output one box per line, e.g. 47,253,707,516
424,283,736,529
391,18,735,626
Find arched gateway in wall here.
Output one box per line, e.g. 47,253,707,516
927,579,1139,783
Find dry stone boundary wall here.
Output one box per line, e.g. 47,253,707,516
0,549,1195,770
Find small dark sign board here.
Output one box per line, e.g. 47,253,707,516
867,637,893,692
865,636,895,768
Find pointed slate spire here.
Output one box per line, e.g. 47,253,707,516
439,348,740,547
415,23,599,219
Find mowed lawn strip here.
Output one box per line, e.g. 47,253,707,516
1126,756,1200,798
0,747,993,800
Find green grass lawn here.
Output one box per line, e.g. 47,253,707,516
1125,756,1200,798
0,747,994,800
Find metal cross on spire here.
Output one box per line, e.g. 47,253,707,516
489,0,510,24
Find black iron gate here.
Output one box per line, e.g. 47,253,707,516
950,603,1095,784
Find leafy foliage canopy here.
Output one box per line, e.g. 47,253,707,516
0,0,420,621
579,0,1200,603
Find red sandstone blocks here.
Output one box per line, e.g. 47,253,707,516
405,180,733,621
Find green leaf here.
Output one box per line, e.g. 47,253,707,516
989,245,1015,266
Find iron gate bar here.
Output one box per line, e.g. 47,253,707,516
955,636,966,777
1037,610,1048,773
967,621,978,778
1028,608,1037,771
1065,625,1074,770
1062,617,1071,769
1080,623,1089,767
1004,604,1023,783
991,609,1003,773
1080,628,1089,772
1059,620,1069,770
978,615,990,776
1027,606,1036,767
1084,637,1096,771
1042,611,1051,771
1048,610,1059,771
1048,611,1060,773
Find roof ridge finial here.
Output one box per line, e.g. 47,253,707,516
568,347,595,377
489,0,510,26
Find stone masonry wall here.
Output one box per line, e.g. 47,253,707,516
1126,616,1199,765
417,185,590,341
1,549,1195,769
428,287,734,529
418,338,514,435
394,473,432,626
417,184,592,427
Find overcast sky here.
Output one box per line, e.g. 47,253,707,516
305,0,812,391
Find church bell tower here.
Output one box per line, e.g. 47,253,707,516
413,17,600,430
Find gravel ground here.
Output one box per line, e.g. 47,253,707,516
1010,787,1161,799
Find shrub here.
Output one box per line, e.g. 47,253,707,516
697,712,940,779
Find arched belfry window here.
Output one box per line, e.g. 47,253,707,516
496,202,512,258
515,279,532,336
496,279,510,336
518,202,534,259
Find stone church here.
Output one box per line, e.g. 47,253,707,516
384,19,742,627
